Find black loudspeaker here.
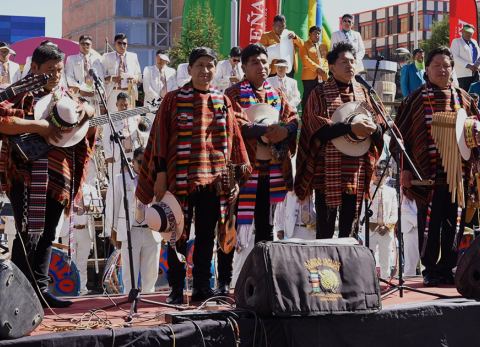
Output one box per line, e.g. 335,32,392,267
456,236,480,299
235,239,381,316
0,259,43,339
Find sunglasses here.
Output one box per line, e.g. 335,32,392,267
80,42,92,46
343,19,352,23
116,41,128,46
232,58,240,62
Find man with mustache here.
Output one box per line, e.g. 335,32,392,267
295,42,385,240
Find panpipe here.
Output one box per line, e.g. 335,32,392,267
431,112,465,208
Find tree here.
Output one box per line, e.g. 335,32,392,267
421,16,449,54
169,3,223,68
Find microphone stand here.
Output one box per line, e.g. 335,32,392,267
91,78,186,321
371,56,384,89
363,84,451,299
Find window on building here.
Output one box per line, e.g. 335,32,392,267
424,14,433,30
399,16,409,33
388,19,395,35
360,24,373,40
376,21,386,37
116,0,154,17
116,20,150,45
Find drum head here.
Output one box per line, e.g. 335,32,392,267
48,248,80,297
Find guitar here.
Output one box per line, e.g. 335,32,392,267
0,73,50,102
217,161,237,254
10,106,151,162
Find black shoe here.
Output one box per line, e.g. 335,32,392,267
191,287,216,302
423,274,440,287
40,291,73,308
215,283,230,296
166,288,184,305
439,272,455,285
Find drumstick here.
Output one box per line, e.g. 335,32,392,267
52,242,69,250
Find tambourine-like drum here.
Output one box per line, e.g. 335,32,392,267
102,249,123,294
48,248,80,297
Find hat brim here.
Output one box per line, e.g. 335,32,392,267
0,47,15,55
463,27,475,34
245,103,279,124
456,108,471,161
274,63,289,67
145,191,184,241
331,101,373,157
158,54,170,63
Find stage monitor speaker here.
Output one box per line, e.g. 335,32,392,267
235,238,381,316
456,236,480,299
0,259,43,339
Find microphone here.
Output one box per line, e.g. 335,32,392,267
88,68,104,87
354,75,373,92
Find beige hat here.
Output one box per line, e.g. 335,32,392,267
158,53,170,63
331,101,374,157
145,191,185,242
463,24,475,34
34,95,89,147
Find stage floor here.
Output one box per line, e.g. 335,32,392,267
1,277,477,347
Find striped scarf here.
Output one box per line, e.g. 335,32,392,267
175,85,229,224
237,79,287,225
323,79,367,208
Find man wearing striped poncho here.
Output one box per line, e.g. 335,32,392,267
136,47,250,304
295,42,385,240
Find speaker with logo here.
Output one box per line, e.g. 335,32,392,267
0,259,43,339
234,239,381,316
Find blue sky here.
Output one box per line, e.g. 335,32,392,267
0,0,406,38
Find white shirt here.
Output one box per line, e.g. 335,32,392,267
451,37,480,79
65,52,104,89
104,173,161,242
214,59,244,92
274,191,316,238
176,63,190,87
331,30,366,72
267,75,301,111
0,60,21,89
360,183,398,229
143,65,177,104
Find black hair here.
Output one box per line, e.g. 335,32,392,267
273,15,286,23
116,92,129,101
79,35,93,42
309,26,322,34
229,46,242,57
425,46,454,68
188,47,217,66
114,33,127,42
133,147,144,159
156,49,167,55
327,42,356,65
342,14,354,20
412,48,424,56
241,43,268,65
31,45,64,67
39,40,56,47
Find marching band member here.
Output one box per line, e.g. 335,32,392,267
105,147,161,294
176,62,191,88
295,42,385,240
102,92,147,178
0,44,96,307
136,47,250,304
213,47,244,92
65,35,104,102
102,33,142,112
225,43,297,285
0,42,21,91
143,50,177,112
392,47,480,286
360,159,398,278
267,59,301,112
300,26,329,109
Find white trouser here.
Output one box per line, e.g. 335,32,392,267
121,226,161,294
368,230,394,279
402,224,420,277
61,225,92,294
291,226,316,240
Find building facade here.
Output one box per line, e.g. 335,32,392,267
62,0,184,68
0,15,45,43
350,0,449,60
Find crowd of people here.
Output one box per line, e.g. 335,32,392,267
0,13,479,308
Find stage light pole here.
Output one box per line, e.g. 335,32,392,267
231,0,239,48
414,0,419,49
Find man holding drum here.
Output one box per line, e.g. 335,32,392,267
392,47,480,287
295,42,385,240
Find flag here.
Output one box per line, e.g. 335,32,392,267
239,0,280,48
450,0,478,43
182,0,231,56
